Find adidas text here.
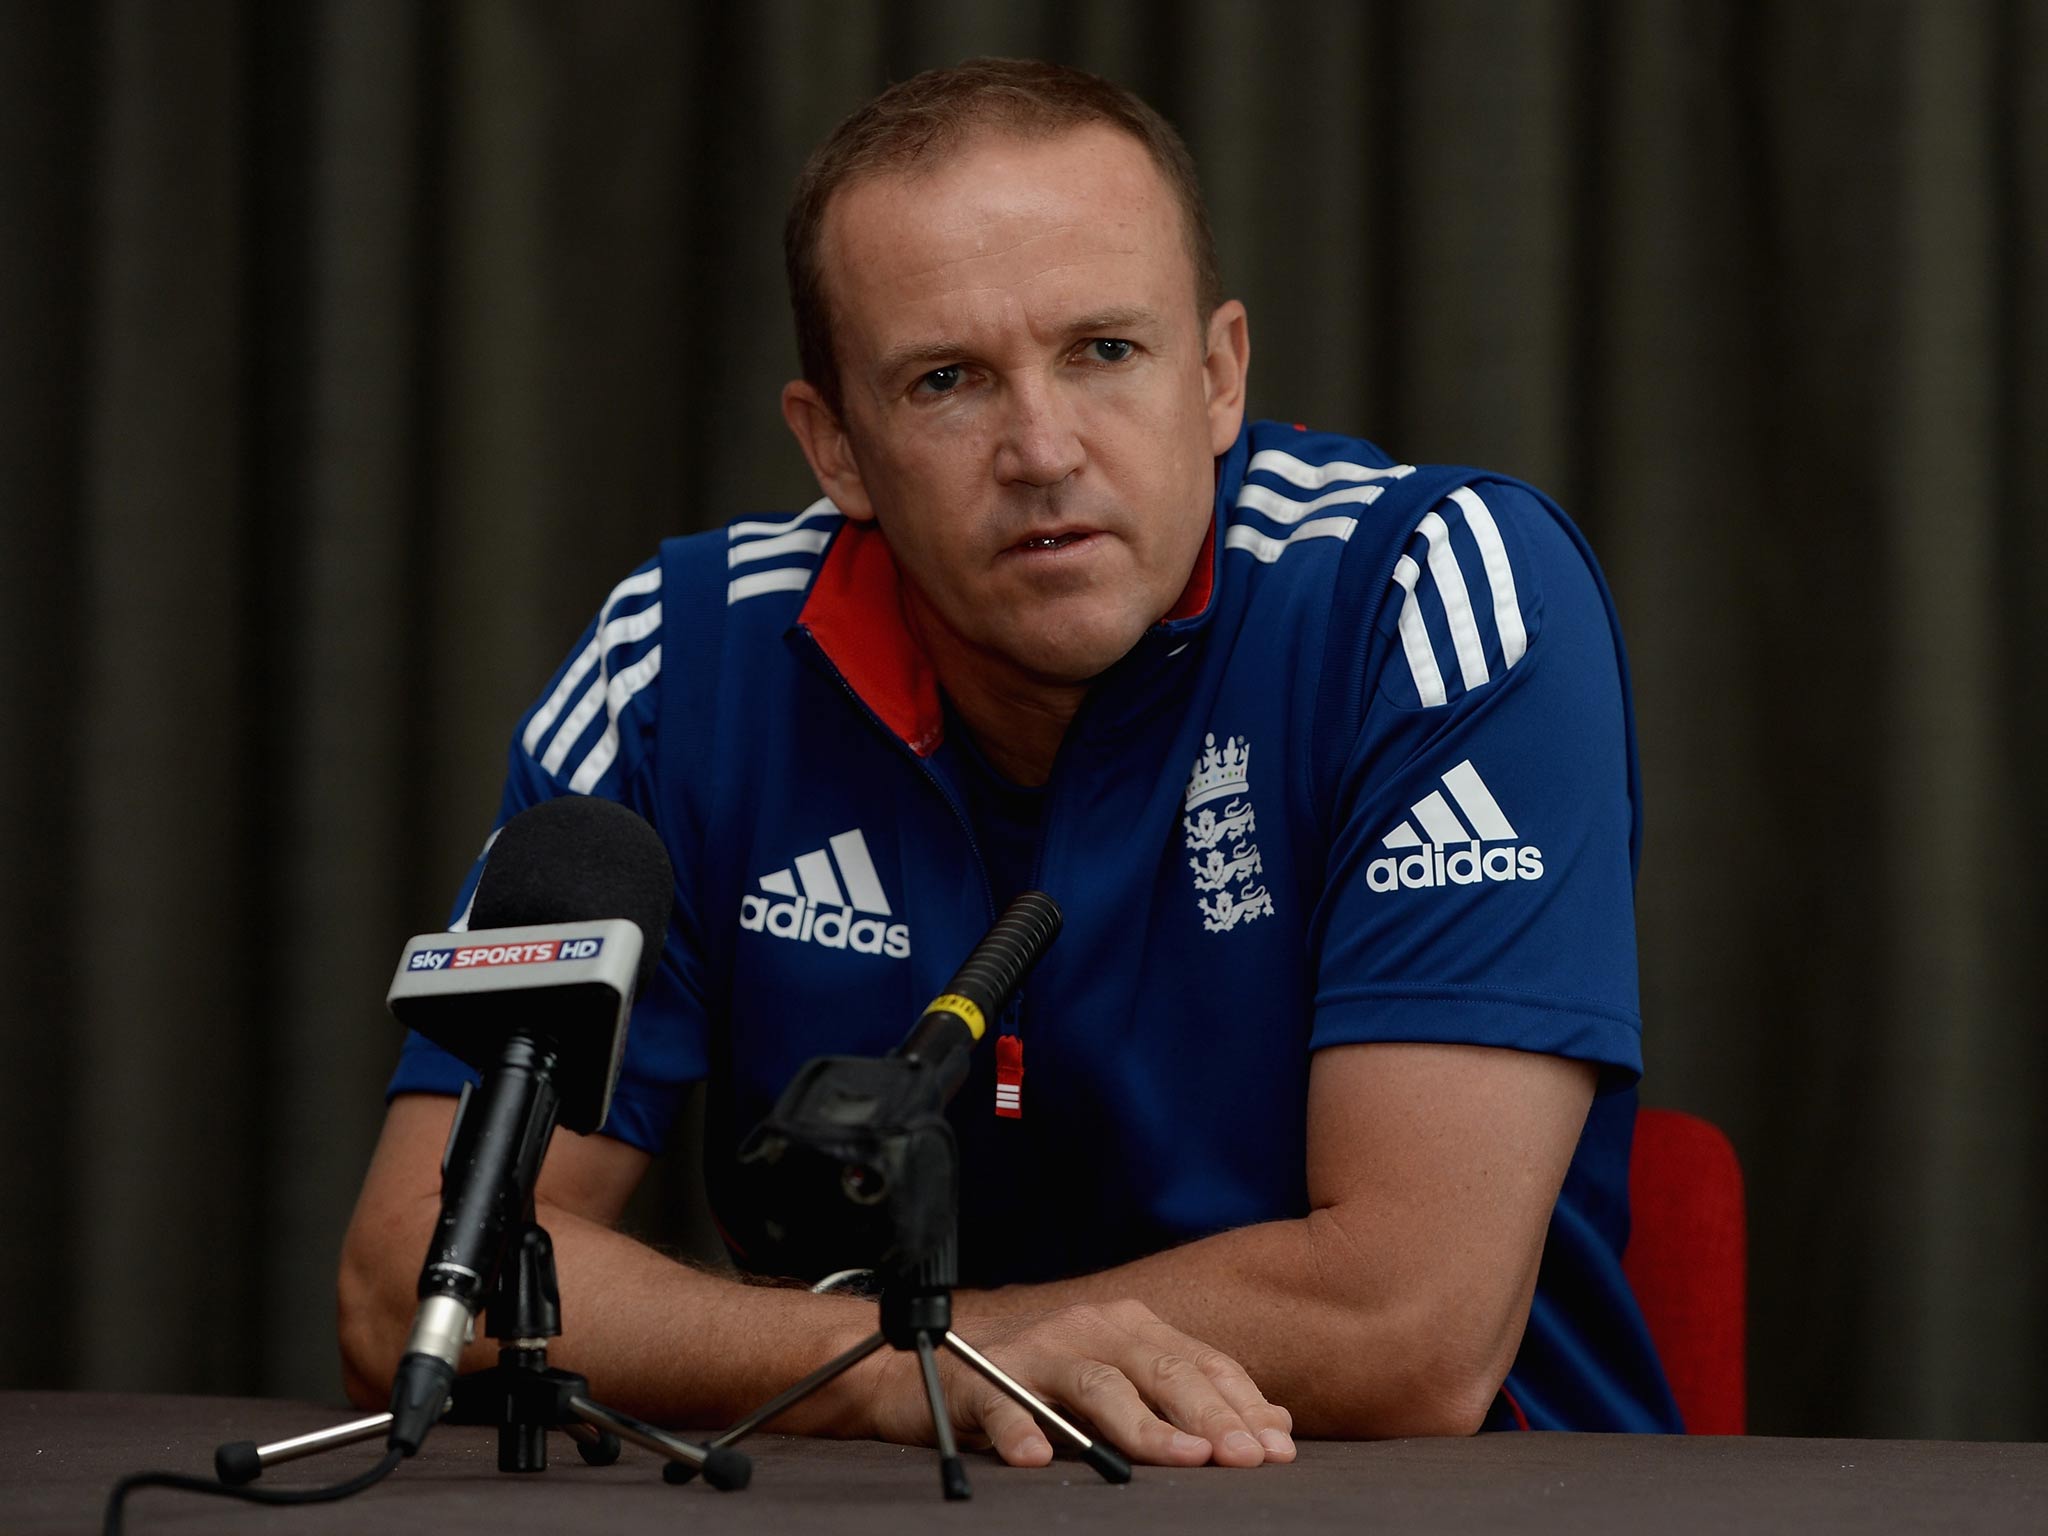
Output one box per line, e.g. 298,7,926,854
739,894,911,958
1366,841,1544,892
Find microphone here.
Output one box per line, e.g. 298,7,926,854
734,892,1063,1279
382,796,675,1455
894,890,1062,1101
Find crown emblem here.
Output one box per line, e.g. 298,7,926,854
1184,733,1251,811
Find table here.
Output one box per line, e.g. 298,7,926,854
6,1392,2043,1534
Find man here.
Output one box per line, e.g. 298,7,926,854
340,59,1680,1464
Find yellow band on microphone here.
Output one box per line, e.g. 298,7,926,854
924,993,987,1040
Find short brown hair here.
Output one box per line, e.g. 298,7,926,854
785,58,1224,415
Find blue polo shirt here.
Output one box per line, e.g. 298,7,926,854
392,419,1682,1433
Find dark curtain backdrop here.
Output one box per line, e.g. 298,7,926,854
3,0,2043,1440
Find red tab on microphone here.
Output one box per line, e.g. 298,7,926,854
995,1034,1024,1119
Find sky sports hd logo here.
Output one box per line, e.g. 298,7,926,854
407,937,605,972
1366,760,1544,893
740,828,910,959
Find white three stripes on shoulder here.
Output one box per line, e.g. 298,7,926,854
1391,486,1529,708
565,646,662,793
537,626,663,780
1417,510,1489,690
727,498,839,603
728,527,832,567
1245,449,1416,491
726,567,813,605
1235,481,1386,524
522,566,661,759
1230,452,1419,565
1390,555,1447,707
1225,517,1359,563
728,499,840,542
1450,486,1526,668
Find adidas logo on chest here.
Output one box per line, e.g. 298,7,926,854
1366,760,1544,893
739,828,912,957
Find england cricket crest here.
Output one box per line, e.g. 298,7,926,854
1183,732,1274,933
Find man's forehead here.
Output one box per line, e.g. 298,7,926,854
828,126,1165,240
816,124,1191,338
855,119,1161,196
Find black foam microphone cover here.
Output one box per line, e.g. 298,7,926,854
470,795,674,994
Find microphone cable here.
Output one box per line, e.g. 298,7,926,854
102,1445,404,1535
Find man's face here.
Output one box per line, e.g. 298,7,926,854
793,125,1248,688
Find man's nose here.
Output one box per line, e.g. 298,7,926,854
993,374,1085,487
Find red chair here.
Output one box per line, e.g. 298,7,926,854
1623,1107,1747,1433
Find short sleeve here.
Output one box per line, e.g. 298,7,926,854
385,554,712,1150
1308,481,1643,1084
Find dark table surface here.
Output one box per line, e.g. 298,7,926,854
7,1391,2045,1535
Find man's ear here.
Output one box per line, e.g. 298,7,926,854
781,380,874,522
1202,299,1251,457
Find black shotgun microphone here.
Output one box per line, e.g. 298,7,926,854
734,892,1062,1278
894,890,1063,1101
383,796,674,1455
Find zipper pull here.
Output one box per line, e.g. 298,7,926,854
995,1034,1024,1119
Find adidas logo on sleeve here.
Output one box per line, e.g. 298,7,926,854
739,828,912,957
1366,760,1544,893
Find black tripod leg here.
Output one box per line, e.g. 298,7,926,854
943,1331,1132,1484
711,1329,889,1449
915,1331,970,1501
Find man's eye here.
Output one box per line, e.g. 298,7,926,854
917,365,964,394
1086,338,1135,363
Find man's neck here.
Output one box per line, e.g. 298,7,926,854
901,596,1086,788
943,668,1086,788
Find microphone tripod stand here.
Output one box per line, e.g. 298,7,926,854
214,1214,749,1492
706,1238,1131,1502
709,888,1112,1501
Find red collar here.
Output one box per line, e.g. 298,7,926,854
797,517,1218,757
796,520,946,757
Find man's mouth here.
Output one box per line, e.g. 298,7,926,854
1011,530,1094,554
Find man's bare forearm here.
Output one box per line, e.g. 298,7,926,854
955,1043,1599,1437
955,1206,1520,1437
338,1191,885,1434
333,1097,888,1441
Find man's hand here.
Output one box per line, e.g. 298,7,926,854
859,1300,1295,1468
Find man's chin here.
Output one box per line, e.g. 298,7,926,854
995,622,1148,687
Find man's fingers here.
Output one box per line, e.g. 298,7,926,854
947,1302,1298,1470
1109,1303,1295,1458
973,1392,1054,1468
1099,1307,1290,1465
1122,1349,1265,1465
1183,1344,1297,1460
1052,1358,1217,1466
